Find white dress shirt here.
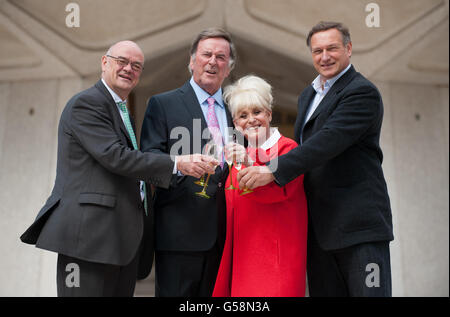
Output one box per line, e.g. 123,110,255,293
305,63,352,124
301,64,352,144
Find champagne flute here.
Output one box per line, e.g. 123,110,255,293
224,143,237,190
195,142,220,199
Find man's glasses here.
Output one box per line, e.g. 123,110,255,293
106,55,143,73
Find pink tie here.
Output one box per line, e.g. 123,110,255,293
206,97,224,167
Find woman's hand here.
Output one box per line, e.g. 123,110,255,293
224,142,252,167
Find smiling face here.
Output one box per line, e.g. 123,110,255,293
310,28,352,82
189,37,231,95
101,41,144,100
233,106,272,146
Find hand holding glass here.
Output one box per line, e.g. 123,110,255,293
239,162,254,196
195,142,220,199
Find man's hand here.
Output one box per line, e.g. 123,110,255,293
224,142,252,167
176,154,218,178
237,165,275,189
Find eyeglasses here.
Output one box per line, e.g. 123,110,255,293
106,55,144,72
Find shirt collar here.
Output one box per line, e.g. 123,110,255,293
101,78,125,104
259,128,281,151
189,77,224,108
311,63,352,93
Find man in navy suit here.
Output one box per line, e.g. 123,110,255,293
20,41,216,296
140,28,235,297
238,22,394,296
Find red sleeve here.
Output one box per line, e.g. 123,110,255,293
246,137,303,204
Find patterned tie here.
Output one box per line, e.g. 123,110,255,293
117,101,148,215
206,97,224,167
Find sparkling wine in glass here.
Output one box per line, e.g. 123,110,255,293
195,142,220,199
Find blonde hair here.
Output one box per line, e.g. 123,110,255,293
223,75,273,118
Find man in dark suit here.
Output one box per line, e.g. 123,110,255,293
237,22,394,296
20,40,216,297
140,28,236,297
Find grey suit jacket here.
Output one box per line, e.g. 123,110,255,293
20,80,174,266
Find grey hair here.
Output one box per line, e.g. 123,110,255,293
306,21,351,48
188,27,236,74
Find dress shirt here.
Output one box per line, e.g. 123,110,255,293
301,64,352,144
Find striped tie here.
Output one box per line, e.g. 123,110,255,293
117,101,148,215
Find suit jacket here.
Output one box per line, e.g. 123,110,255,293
140,81,232,252
20,80,174,268
271,66,394,251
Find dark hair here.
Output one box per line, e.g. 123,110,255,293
189,27,236,72
306,21,351,48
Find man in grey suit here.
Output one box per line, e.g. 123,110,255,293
20,40,216,297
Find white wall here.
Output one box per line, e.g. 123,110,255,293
377,81,449,296
0,77,82,296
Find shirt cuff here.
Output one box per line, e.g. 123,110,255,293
172,156,178,174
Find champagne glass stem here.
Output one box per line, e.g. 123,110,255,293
225,163,236,190
201,174,211,194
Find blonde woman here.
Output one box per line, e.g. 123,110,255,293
213,75,308,297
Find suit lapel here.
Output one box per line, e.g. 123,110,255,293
225,104,233,128
295,86,316,141
179,81,208,127
224,102,234,143
95,80,134,147
179,81,211,149
307,65,357,123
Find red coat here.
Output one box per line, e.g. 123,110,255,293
213,135,308,297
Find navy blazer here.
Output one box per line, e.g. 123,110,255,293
140,81,232,252
270,66,394,250
20,80,174,266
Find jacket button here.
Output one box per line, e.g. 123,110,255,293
218,182,222,188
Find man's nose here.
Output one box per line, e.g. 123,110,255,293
123,62,133,72
321,50,330,61
208,55,217,65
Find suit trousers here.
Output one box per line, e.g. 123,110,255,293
56,247,140,297
307,226,392,297
155,242,222,297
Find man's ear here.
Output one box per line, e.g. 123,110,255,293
189,56,194,73
346,41,353,58
101,55,108,72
